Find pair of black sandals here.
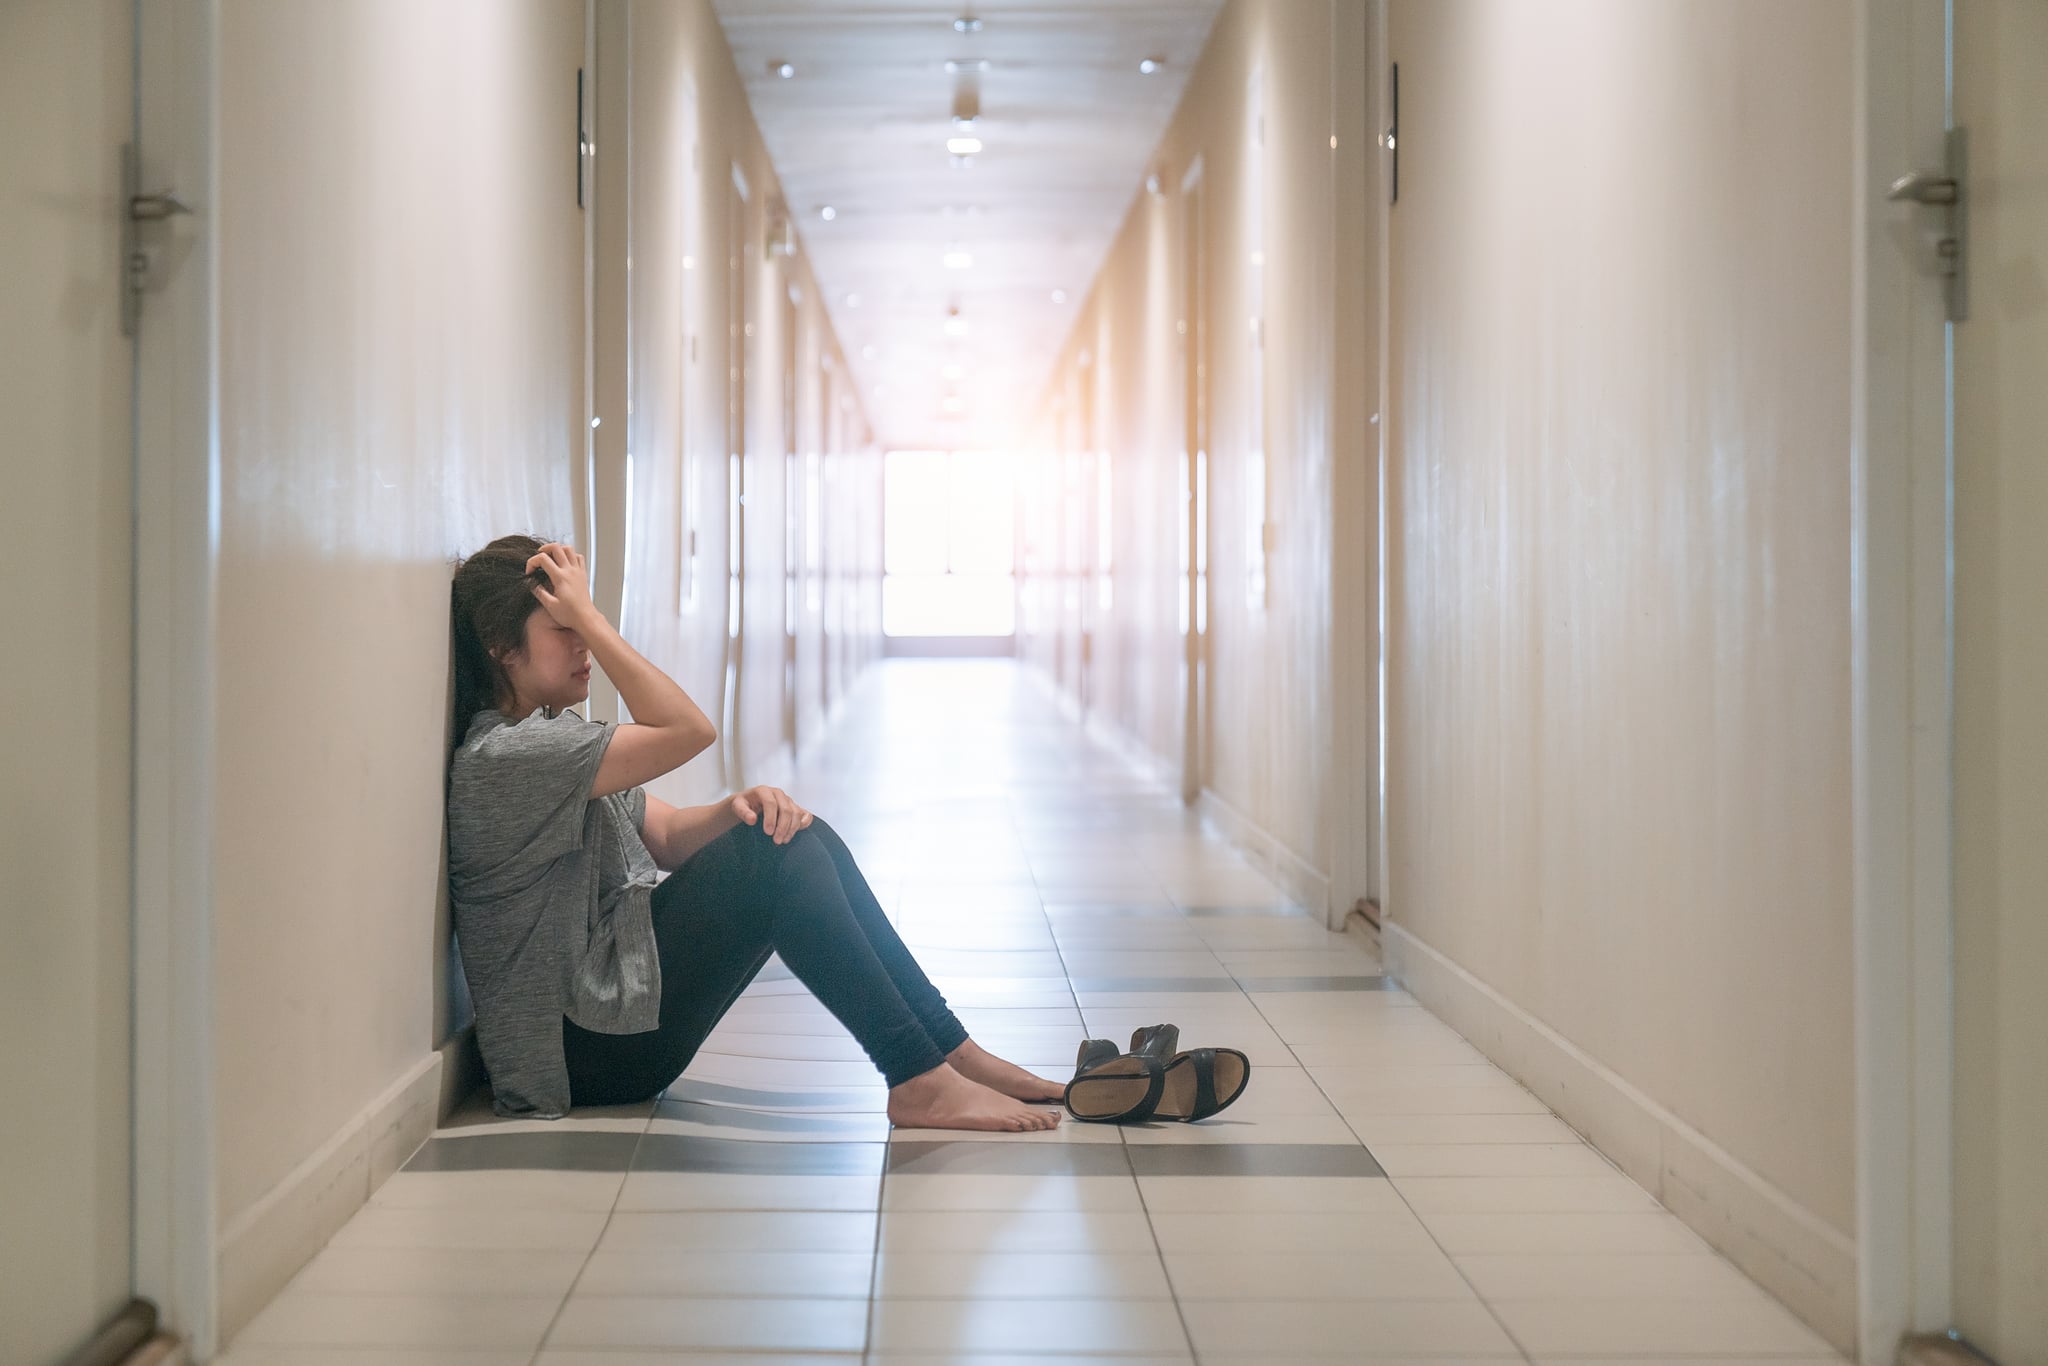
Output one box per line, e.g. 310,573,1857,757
1061,1023,1252,1123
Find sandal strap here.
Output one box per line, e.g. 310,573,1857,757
1191,1048,1219,1117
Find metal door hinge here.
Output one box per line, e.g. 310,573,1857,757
1887,126,1968,322
121,143,192,337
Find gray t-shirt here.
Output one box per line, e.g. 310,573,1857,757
447,706,663,1118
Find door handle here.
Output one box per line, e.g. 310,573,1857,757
1886,170,1958,206
129,190,194,221
121,144,194,336
1886,127,1968,322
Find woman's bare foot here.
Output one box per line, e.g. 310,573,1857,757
945,1038,1068,1103
887,1063,1062,1132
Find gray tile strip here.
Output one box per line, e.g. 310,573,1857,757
668,1080,878,1109
653,1102,882,1136
404,1131,639,1173
885,1141,1136,1177
1069,975,1391,994
1233,974,1394,992
632,1134,886,1175
1124,1143,1387,1178
1070,977,1247,994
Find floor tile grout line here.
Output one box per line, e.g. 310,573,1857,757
1369,1142,1541,1366
519,1104,657,1366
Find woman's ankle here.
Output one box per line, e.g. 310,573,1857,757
889,1061,959,1096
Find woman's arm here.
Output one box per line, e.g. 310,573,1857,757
639,787,816,871
639,794,743,871
527,543,717,796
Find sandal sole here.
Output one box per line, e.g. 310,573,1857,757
1153,1049,1251,1121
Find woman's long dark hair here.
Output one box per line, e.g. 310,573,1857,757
450,533,557,739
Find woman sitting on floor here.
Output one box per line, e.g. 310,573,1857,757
446,535,1064,1131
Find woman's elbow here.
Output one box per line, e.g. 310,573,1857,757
685,719,718,761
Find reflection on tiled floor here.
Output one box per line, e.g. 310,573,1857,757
218,660,1846,1364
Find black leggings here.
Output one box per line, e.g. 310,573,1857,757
561,816,970,1105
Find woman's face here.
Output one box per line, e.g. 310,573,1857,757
498,607,592,715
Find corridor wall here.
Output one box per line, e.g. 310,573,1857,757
610,0,881,816
206,0,879,1344
1379,0,1858,1349
1020,0,1376,918
211,2,589,1340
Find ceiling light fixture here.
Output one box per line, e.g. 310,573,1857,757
953,15,983,33
1139,57,1164,75
1051,289,1067,304
772,60,795,78
946,135,983,157
820,205,837,221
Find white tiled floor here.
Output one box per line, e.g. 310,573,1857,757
217,660,1846,1365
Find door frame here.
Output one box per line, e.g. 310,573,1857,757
1179,155,1209,809
132,0,221,1356
1324,0,1380,930
1851,0,1957,1357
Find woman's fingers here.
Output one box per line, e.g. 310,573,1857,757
732,793,757,825
739,787,811,843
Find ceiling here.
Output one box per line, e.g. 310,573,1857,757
712,0,1225,452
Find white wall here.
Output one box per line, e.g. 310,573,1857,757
0,3,136,1361
205,0,881,1344
210,0,591,1337
1382,0,1858,1346
1020,0,1375,917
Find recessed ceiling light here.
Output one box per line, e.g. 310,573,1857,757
953,16,983,33
946,136,983,156
772,60,795,79
1051,289,1067,304
944,248,974,270
1139,57,1164,75
820,205,837,221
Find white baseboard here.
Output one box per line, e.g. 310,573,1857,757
214,1051,445,1347
1382,923,1858,1353
1196,787,1333,919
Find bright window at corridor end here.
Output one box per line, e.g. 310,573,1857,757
884,450,1016,637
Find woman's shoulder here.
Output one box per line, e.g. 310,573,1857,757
451,707,608,790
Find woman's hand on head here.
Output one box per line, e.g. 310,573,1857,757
730,786,814,844
526,543,598,628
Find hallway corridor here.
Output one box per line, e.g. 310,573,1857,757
218,661,1842,1365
